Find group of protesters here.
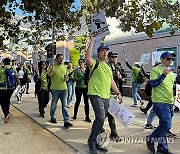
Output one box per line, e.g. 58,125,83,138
0,33,179,154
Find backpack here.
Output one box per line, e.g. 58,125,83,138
0,67,17,88
84,60,99,86
136,70,145,84
145,80,152,96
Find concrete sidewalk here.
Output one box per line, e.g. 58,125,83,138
10,82,180,154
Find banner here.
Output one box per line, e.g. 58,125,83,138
108,98,135,127
80,16,89,34
91,10,110,38
175,84,180,109
140,53,151,65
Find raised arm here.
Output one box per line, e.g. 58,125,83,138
85,33,96,67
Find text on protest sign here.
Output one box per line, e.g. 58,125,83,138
175,84,180,109
140,53,151,65
108,98,135,127
91,10,110,38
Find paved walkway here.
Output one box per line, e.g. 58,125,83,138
9,82,180,153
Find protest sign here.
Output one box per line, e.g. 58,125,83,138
108,98,135,127
175,84,180,109
91,10,110,38
140,53,151,65
152,51,164,65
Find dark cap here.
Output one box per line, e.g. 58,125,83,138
97,44,109,52
160,51,176,59
108,51,118,57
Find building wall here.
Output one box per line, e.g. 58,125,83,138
106,33,180,73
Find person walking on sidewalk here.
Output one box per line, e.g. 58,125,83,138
146,51,176,154
124,57,147,107
103,51,122,141
86,33,123,154
73,59,91,123
0,58,20,123
66,62,76,108
37,61,50,118
48,54,73,128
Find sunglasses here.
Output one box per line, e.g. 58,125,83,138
78,61,84,64
166,57,175,61
110,56,118,58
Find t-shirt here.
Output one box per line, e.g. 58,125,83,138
41,70,48,90
150,64,174,104
49,63,67,90
0,65,16,90
88,59,112,99
18,69,24,78
131,66,141,83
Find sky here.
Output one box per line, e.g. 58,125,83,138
7,0,81,15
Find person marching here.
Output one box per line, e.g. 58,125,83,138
85,33,122,154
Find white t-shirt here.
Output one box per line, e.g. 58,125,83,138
18,69,24,79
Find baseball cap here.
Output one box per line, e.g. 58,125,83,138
108,52,118,57
160,51,176,59
97,44,109,52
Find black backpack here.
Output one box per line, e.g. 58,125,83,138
84,60,99,86
145,80,152,96
136,70,145,84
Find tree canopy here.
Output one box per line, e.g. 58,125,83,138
0,0,179,50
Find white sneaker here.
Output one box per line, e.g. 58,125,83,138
131,104,137,107
17,101,21,104
67,104,72,108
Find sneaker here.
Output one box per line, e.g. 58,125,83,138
40,113,45,118
88,142,97,154
174,107,179,113
145,124,155,129
64,122,73,128
146,135,155,153
85,117,92,123
96,143,108,153
110,133,122,142
140,107,147,114
167,131,177,138
157,149,174,154
4,112,12,123
50,118,57,124
67,104,72,108
72,116,77,120
26,92,29,94
17,101,21,104
131,104,138,107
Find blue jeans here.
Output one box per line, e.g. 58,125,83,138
149,103,174,151
132,82,142,105
147,108,156,125
88,95,109,143
67,80,76,105
50,90,69,123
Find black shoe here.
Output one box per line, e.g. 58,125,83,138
96,143,108,153
72,116,77,120
110,133,122,142
88,142,97,154
50,118,57,123
64,122,73,128
40,113,45,118
26,92,29,94
146,135,155,153
167,131,177,138
140,107,147,114
157,149,174,154
145,124,155,129
85,117,92,123
174,107,179,113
